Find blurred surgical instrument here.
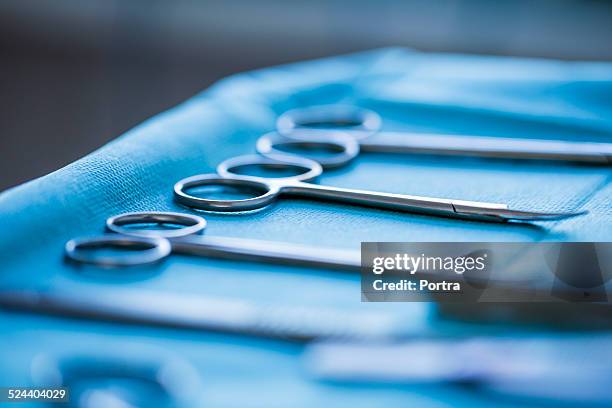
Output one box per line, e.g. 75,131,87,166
270,105,612,168
0,289,412,342
305,336,612,404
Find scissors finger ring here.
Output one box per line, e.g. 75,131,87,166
257,130,359,169
65,235,171,267
107,211,207,238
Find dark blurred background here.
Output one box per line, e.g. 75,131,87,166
1,0,611,191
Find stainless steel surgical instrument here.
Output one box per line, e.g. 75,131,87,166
173,154,584,222
64,212,518,288
65,212,495,285
270,105,612,168
65,211,360,269
0,288,410,342
305,336,612,404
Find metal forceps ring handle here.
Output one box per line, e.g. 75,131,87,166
65,235,171,266
256,130,360,169
174,155,323,212
175,154,583,221
107,211,207,238
277,105,381,140
276,105,612,165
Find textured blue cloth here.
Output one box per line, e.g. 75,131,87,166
1,48,612,407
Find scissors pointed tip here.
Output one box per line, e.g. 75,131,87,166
502,208,588,222
454,205,588,222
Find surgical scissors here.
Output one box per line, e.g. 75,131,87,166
65,212,513,287
270,105,612,169
65,211,360,269
173,154,584,222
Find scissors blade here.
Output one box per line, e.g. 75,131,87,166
452,204,588,222
287,182,585,223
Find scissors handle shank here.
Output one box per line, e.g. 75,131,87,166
281,181,516,221
171,235,361,271
363,132,612,164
